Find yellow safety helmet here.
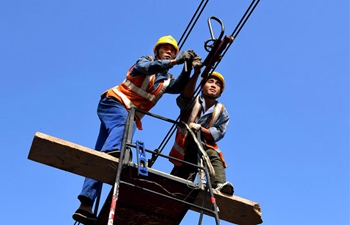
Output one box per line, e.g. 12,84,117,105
153,35,179,56
209,71,225,93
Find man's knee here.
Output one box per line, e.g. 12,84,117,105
206,148,217,157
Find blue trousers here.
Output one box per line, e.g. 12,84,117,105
79,96,135,203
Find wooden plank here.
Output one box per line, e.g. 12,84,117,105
28,132,263,225
193,190,262,225
28,132,119,184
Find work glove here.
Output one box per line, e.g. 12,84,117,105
187,49,198,58
176,50,195,65
189,122,201,132
192,56,202,74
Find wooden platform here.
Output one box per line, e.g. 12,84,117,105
28,132,263,225
95,167,200,225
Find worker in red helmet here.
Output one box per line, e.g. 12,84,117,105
169,60,234,196
73,35,198,225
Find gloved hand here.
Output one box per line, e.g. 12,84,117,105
192,56,202,74
189,122,201,132
187,49,198,58
176,50,195,65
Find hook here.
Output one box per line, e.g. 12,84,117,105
204,16,225,52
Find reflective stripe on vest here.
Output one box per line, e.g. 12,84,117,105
112,76,170,116
109,71,171,131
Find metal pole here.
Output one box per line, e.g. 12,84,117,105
107,107,135,225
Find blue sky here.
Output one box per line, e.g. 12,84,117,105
1,1,349,224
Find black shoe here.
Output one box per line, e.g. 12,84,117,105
215,182,234,195
72,209,96,225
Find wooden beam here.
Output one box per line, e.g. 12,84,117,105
28,132,263,225
28,132,119,184
193,190,262,225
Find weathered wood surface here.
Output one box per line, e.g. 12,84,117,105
28,132,263,225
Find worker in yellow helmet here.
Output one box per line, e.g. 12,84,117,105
153,35,180,57
169,60,234,196
72,35,198,225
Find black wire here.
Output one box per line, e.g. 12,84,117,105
178,0,209,51
220,0,261,64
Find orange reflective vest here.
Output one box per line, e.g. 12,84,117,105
169,96,228,168
104,65,171,130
